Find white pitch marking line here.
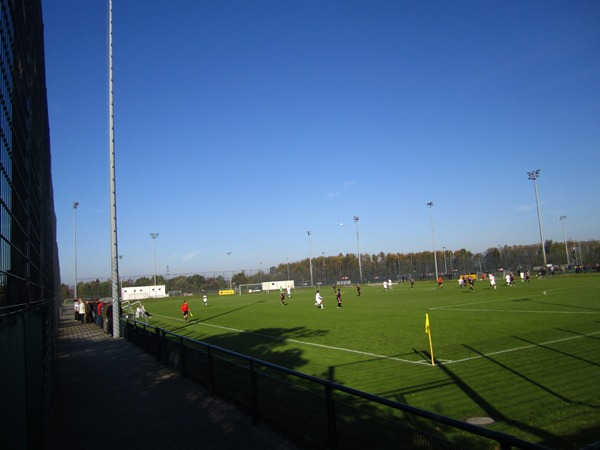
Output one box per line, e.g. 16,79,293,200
442,331,600,365
434,308,599,314
430,294,543,310
151,314,425,365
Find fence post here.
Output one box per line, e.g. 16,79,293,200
325,384,338,450
249,359,259,425
180,336,186,377
155,327,161,362
207,346,215,395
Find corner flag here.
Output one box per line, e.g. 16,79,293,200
425,313,434,366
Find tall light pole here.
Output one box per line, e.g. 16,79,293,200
322,252,326,283
527,169,547,267
354,216,363,283
426,202,439,281
150,233,159,287
287,258,290,280
307,231,314,287
559,216,570,266
107,0,122,337
73,202,79,299
118,255,123,294
227,251,232,289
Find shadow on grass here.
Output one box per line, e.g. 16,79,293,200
556,327,600,341
511,335,600,372
446,344,578,448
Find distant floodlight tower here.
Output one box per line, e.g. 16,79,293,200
227,251,232,289
559,216,569,266
527,170,547,267
353,216,363,283
73,202,79,299
307,231,314,287
150,233,159,286
426,202,439,281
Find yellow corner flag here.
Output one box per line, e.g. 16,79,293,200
425,313,435,366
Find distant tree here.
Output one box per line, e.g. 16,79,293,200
135,277,151,286
232,271,248,286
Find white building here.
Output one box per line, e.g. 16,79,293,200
121,285,167,301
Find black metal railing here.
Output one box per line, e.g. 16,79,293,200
123,319,550,450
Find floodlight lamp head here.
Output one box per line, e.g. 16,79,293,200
559,215,566,220
353,216,359,222
150,233,159,239
307,231,311,236
527,169,541,180
73,202,79,209
426,202,433,208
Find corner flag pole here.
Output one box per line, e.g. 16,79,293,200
425,313,435,366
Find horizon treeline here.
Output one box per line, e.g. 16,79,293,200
62,239,599,300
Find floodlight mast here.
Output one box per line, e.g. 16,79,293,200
227,252,232,289
150,233,159,286
559,216,569,266
527,169,547,267
73,202,79,299
354,216,363,283
108,0,121,337
426,202,439,281
307,231,314,287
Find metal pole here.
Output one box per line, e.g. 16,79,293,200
150,233,159,286
108,0,121,337
73,202,79,299
559,216,569,266
426,203,439,281
307,231,313,287
354,216,363,283
227,252,232,289
528,170,547,266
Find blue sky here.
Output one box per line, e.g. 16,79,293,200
43,1,600,285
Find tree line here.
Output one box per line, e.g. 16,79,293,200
61,239,599,300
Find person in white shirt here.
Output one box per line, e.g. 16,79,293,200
135,305,144,318
315,290,323,308
489,274,496,289
203,295,208,306
78,299,86,322
286,285,291,298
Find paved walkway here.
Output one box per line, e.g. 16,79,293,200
44,306,299,450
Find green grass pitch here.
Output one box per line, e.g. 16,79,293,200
136,274,600,448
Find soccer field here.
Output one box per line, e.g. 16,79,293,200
138,274,600,448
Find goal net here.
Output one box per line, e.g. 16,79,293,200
237,283,263,295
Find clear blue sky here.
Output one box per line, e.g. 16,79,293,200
43,1,600,285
